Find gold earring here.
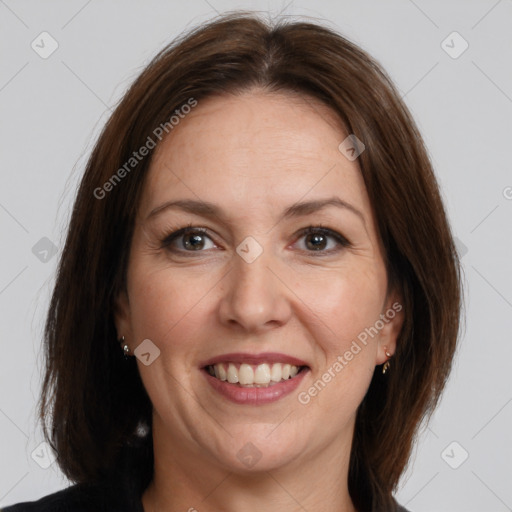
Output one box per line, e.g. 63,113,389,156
119,335,130,357
382,347,392,374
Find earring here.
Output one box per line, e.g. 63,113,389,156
382,347,392,375
119,336,130,358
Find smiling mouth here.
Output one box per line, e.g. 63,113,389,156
204,362,309,388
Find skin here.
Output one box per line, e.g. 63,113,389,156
115,89,404,512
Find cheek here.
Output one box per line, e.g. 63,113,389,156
126,264,214,406
126,262,209,351
298,269,381,411
298,263,385,346
293,263,384,410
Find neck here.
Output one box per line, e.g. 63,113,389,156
141,415,358,512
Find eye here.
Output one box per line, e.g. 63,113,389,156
293,226,350,255
161,225,217,254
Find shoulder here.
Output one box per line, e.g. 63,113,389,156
1,436,151,512
1,484,91,512
0,481,143,512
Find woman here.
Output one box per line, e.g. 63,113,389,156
2,11,461,512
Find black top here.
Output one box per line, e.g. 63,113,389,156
2,440,148,512
1,480,144,512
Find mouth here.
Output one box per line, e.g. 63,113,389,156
203,362,309,388
199,352,311,403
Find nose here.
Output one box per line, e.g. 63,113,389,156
217,246,292,333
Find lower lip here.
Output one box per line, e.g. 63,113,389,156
202,368,309,405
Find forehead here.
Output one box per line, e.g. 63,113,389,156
140,90,371,223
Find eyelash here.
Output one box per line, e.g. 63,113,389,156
159,223,351,257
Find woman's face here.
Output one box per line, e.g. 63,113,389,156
115,90,403,473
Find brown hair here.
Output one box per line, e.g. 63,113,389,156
39,11,462,511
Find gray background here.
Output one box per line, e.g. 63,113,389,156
1,0,511,510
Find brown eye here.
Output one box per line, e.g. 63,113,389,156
182,232,208,250
295,226,350,255
161,227,216,253
304,232,329,251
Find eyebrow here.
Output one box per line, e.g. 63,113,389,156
147,196,365,225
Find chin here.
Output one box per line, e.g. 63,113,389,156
211,430,308,474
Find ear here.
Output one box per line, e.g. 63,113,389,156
375,291,405,365
113,288,133,349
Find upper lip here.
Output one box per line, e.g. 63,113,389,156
199,352,310,368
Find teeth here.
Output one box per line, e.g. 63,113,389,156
227,363,238,384
217,363,227,381
208,362,302,387
271,363,282,382
239,364,254,385
254,363,271,384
